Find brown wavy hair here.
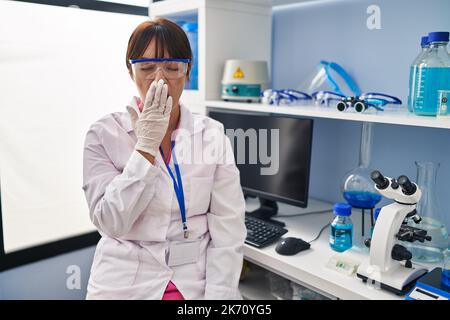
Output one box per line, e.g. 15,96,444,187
126,18,192,79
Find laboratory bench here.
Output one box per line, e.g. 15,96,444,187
239,197,440,300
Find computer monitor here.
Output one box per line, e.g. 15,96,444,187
207,108,314,226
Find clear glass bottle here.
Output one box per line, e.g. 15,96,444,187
329,203,353,252
408,36,429,113
412,31,450,116
405,161,449,263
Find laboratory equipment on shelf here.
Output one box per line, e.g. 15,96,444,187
221,60,269,102
336,92,402,113
437,90,450,118
357,171,431,295
412,31,450,116
406,267,450,300
299,60,361,97
408,36,430,113
403,162,449,263
329,203,353,252
311,90,346,107
261,89,312,105
341,122,380,250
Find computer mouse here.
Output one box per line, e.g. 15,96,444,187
275,237,311,256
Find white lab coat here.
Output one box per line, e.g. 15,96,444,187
82,99,246,300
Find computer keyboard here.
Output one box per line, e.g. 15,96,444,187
245,215,288,248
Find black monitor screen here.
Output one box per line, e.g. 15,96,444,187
208,109,313,207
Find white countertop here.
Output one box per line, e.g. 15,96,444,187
243,197,438,300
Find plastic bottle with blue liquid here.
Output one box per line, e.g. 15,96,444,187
408,36,429,113
181,22,198,90
329,203,353,252
412,31,450,116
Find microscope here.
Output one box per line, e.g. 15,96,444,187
356,170,432,295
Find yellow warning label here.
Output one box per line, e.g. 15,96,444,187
233,67,244,79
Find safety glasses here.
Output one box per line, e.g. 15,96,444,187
262,89,312,105
129,58,190,80
336,92,402,113
312,90,346,107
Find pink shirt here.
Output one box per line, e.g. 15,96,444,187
162,281,184,300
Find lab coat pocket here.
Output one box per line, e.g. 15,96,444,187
187,176,214,217
91,238,139,288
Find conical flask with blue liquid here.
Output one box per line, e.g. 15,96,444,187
342,122,381,209
341,122,381,250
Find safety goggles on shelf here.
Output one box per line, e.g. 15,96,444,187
336,92,402,113
311,90,346,107
262,89,312,106
129,58,190,80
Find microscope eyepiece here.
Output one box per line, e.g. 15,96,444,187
371,170,389,190
397,175,417,195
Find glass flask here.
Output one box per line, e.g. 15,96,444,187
442,248,450,288
341,122,381,250
405,161,449,263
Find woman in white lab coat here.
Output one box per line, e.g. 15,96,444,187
82,18,246,300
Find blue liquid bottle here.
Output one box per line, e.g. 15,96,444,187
408,36,429,113
330,203,353,252
182,22,198,90
413,31,450,116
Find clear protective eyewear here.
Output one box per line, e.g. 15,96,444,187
129,58,190,80
262,89,312,106
312,90,346,107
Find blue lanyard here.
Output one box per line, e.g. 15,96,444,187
160,141,188,238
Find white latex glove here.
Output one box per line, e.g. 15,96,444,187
127,79,173,156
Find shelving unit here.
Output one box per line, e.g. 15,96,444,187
205,100,450,129
149,0,272,112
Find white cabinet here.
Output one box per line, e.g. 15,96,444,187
149,0,272,114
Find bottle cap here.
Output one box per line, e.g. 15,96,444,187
374,207,381,221
421,36,429,47
428,31,449,43
333,203,352,216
